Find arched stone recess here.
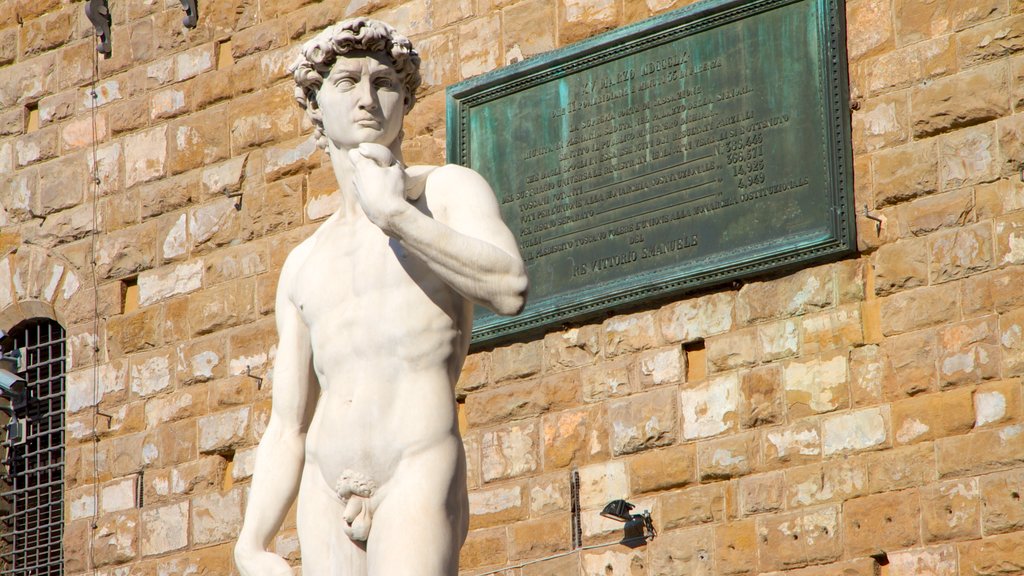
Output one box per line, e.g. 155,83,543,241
0,243,87,361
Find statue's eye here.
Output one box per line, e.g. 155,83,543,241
333,76,357,88
374,77,395,89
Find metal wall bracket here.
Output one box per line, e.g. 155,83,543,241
180,0,198,28
84,0,112,58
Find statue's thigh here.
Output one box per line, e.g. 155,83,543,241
297,463,367,576
366,473,466,576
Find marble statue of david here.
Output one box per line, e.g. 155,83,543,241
234,18,528,576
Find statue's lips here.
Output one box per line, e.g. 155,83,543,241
354,117,381,128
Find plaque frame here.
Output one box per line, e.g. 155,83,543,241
448,0,855,346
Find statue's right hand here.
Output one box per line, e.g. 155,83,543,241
235,546,293,576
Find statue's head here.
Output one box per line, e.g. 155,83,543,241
289,18,422,151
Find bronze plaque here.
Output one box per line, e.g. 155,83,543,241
447,0,854,346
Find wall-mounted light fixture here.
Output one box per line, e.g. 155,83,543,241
0,350,26,445
600,499,656,545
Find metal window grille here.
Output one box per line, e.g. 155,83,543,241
0,319,65,576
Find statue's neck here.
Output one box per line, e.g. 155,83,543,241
327,139,405,219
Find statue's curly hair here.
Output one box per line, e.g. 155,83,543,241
288,18,422,150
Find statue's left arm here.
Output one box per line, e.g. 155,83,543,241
349,145,528,316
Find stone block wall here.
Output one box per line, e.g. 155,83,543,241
0,0,1022,575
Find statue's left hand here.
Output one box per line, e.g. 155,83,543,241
348,143,410,234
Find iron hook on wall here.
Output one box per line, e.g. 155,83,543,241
84,0,112,58
180,0,199,28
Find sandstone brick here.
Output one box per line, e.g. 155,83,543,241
15,126,58,167
190,196,244,253
636,346,684,389
657,291,735,343
889,544,958,576
481,421,538,482
801,306,864,354
1000,306,1024,375
468,483,526,529
648,526,713,576
872,138,938,207
715,519,757,575
503,0,557,64
578,460,628,510
141,501,188,556
892,389,975,445
193,69,234,110
467,370,580,428
757,505,842,571
582,356,634,401
980,468,1024,535
456,352,488,398
124,125,169,188
151,86,190,121
738,471,784,516
490,340,543,382
852,90,909,152
240,178,301,238
92,510,139,567
957,14,1024,68
903,188,977,238
844,489,921,556
866,36,955,95
698,430,759,481
757,319,799,362
784,353,850,418
145,387,207,428
197,407,250,454
786,460,868,509
940,123,1000,191
764,420,822,468
527,471,570,517
459,20,503,81
707,327,758,372
995,211,1024,267
659,483,725,531
680,372,740,440
229,85,299,154
187,278,256,336
558,0,621,45
975,379,1022,428
508,514,571,561
881,285,960,335
540,403,602,467
627,444,696,494
740,364,784,428
603,311,660,357
883,329,938,398
19,7,74,56
581,548,646,575
168,109,231,175
822,406,890,456
191,488,243,545
937,423,1024,477
607,387,676,455
958,531,1024,575
542,325,601,370
872,238,929,295
460,527,508,571
921,477,982,542
144,419,197,468
106,305,164,357
130,348,175,398
737,267,835,325
911,63,1009,138
937,316,1000,387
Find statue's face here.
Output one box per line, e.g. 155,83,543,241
318,50,406,151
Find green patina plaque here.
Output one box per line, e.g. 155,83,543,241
448,0,854,346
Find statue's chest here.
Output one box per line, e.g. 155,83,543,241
291,225,420,318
